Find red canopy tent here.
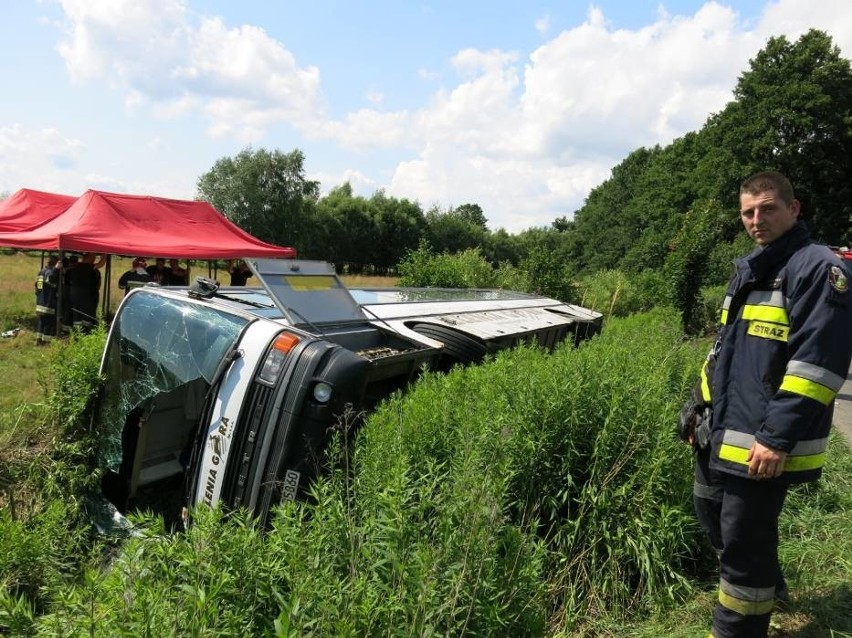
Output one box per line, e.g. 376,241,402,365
0,189,295,259
0,190,296,334
0,188,76,233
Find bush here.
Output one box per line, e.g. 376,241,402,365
0,328,106,634
43,327,106,440
516,245,576,302
576,268,668,317
398,243,496,288
260,307,703,635
493,261,531,292
663,200,729,333
690,284,727,335
398,242,579,302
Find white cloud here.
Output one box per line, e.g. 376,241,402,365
248,0,852,232
389,145,611,230
378,3,758,230
0,122,196,200
757,0,852,55
0,124,84,194
56,0,324,138
83,172,131,193
518,2,752,158
318,109,412,151
57,0,190,88
536,15,551,36
418,67,441,81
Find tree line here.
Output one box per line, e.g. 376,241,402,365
197,30,852,285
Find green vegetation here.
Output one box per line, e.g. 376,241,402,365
2,303,851,636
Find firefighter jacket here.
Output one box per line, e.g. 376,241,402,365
702,221,852,484
35,265,60,316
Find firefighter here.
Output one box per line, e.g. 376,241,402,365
35,255,63,344
680,171,852,638
67,252,102,331
118,257,153,295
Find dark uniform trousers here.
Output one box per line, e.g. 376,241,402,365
694,448,788,638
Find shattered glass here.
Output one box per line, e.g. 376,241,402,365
94,290,248,472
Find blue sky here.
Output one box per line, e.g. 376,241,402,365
1,1,850,233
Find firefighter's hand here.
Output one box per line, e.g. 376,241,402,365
747,442,787,479
677,400,699,444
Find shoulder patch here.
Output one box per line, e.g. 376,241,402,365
829,265,849,293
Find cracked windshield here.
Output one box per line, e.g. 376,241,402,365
94,291,248,472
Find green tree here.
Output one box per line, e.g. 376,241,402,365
453,203,489,230
570,147,661,274
663,200,729,333
369,191,426,274
425,206,486,254
196,147,320,250
482,228,524,266
565,29,852,276
551,216,571,232
716,30,852,244
298,201,342,261
314,183,376,273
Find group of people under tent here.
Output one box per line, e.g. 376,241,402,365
35,255,253,344
35,252,106,344
117,258,253,293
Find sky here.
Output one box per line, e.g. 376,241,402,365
1,1,851,234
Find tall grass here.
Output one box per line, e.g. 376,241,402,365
0,328,104,633
352,307,703,634
1,308,709,636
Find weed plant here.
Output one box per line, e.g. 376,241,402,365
575,269,669,318
41,326,106,440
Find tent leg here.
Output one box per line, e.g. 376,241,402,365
56,250,65,338
103,255,112,322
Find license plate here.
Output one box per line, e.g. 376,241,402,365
281,469,301,501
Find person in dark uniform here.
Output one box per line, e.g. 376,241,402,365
60,255,78,332
146,258,172,285
118,257,153,295
168,259,189,286
680,172,852,638
35,255,62,344
67,252,101,331
227,259,253,286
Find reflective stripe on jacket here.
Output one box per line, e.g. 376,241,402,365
35,266,60,316
706,221,852,483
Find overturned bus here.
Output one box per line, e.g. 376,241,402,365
91,259,602,529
